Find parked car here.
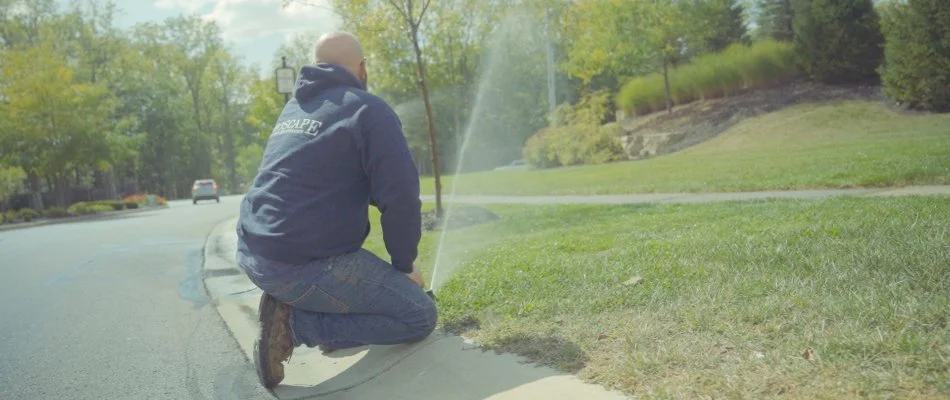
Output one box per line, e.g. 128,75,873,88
191,179,220,204
494,159,527,171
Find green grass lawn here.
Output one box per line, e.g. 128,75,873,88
364,197,950,398
420,101,950,196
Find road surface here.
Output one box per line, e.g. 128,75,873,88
0,195,272,400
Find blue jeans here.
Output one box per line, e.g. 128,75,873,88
237,248,438,349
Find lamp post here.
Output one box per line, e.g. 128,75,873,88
275,56,295,104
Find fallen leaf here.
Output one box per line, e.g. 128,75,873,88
622,276,644,286
803,347,813,360
931,340,940,350
555,318,565,325
597,333,610,340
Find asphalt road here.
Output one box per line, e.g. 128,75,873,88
0,195,272,400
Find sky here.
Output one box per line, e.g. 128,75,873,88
102,0,342,76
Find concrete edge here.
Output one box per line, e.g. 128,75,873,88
0,205,169,233
198,218,633,399
200,217,258,359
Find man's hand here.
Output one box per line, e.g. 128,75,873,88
405,263,426,289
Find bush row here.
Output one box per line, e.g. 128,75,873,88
0,199,145,225
617,40,798,116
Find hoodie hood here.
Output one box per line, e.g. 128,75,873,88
294,63,366,103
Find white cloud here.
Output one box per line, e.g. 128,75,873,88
154,0,216,12
197,0,341,42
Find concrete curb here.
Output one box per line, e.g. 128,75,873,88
0,205,169,233
201,218,631,400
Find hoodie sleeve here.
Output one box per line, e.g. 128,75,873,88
358,100,422,274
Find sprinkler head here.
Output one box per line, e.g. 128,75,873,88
425,289,437,302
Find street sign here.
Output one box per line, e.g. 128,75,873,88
275,67,296,94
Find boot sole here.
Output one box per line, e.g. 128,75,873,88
255,293,283,389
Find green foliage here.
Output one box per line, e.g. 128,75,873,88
0,167,26,203
98,201,124,211
618,40,797,115
0,2,259,205
16,208,40,222
878,0,950,112
754,0,795,41
702,0,750,52
124,201,139,209
562,0,721,114
524,90,626,168
3,211,18,224
793,0,884,83
44,207,69,219
523,123,626,168
67,201,112,215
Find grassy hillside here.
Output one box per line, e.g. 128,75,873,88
421,101,950,196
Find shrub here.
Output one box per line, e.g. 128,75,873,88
122,194,146,204
17,208,40,222
3,210,17,224
793,0,884,83
98,201,124,211
618,40,797,116
44,207,69,219
124,201,139,209
122,194,168,207
878,0,950,112
526,90,627,168
524,123,626,168
67,202,111,215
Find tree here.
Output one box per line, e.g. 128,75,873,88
164,15,223,180
878,0,950,111
562,0,715,114
703,0,749,52
793,0,884,83
0,166,26,212
0,27,115,209
755,0,795,42
380,0,445,217
209,49,249,193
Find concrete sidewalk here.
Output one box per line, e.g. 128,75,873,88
202,218,630,400
420,185,950,205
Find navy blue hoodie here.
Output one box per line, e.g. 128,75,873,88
237,64,422,273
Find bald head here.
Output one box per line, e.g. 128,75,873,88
314,31,367,85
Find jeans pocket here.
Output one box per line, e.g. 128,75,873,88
285,284,351,313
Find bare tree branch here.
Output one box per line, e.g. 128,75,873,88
416,0,432,26
281,0,341,17
385,0,413,29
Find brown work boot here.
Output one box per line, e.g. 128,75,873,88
254,293,294,389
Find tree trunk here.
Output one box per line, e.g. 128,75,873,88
27,171,44,212
223,98,238,194
410,26,443,217
57,175,67,207
662,57,673,115
106,169,118,200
